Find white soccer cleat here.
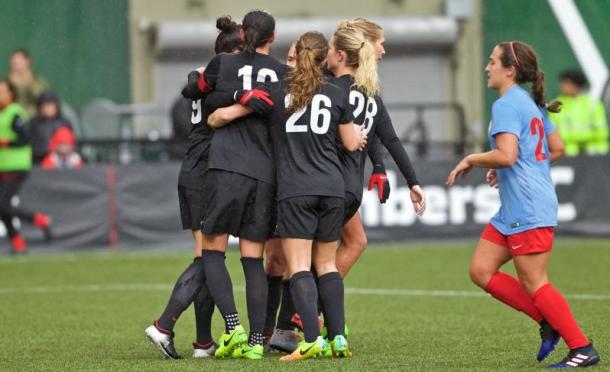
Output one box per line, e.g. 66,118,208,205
145,323,182,359
192,342,217,358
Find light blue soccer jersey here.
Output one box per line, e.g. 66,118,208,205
488,85,558,235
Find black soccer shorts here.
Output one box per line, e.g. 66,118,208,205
201,169,275,242
275,195,344,242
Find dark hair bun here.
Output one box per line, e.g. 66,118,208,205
217,16,239,33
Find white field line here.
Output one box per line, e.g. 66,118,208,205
0,283,609,301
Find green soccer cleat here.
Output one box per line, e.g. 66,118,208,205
321,339,333,358
280,336,326,361
214,325,248,358
331,335,352,358
321,324,350,339
231,343,264,360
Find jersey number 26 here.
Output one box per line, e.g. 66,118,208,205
285,94,331,135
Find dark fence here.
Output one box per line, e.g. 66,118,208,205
3,156,609,252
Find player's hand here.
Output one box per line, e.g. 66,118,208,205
410,185,426,216
356,124,367,151
234,88,274,115
195,66,205,74
486,169,499,188
368,166,390,204
446,157,473,186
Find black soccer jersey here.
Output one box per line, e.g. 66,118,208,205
178,71,234,190
332,74,419,201
268,79,355,201
203,52,289,184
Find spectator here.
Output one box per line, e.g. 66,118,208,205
29,91,73,164
549,69,609,156
40,127,83,169
7,49,49,118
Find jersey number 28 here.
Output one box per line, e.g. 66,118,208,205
285,94,331,134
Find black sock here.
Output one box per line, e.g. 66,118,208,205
194,279,215,345
318,272,345,340
248,332,265,347
158,257,205,331
276,280,295,330
201,250,239,333
241,257,268,338
264,275,283,336
290,271,320,343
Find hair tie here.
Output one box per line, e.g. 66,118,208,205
509,41,521,68
360,42,365,49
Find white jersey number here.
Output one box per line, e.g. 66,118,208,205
285,94,332,134
238,65,278,90
191,99,202,125
349,90,377,135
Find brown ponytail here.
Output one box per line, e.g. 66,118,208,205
286,32,328,113
499,41,561,113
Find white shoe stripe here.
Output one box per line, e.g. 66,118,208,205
567,361,579,367
576,354,589,359
572,357,584,363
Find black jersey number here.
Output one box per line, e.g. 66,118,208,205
191,99,202,125
349,91,377,135
238,65,278,90
285,94,331,134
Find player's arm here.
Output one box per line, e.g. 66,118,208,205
546,131,565,163
208,104,254,128
1,115,29,148
339,122,367,152
374,102,419,188
374,101,425,215
366,135,390,203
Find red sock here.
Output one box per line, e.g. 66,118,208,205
11,235,27,252
485,272,543,322
533,283,589,349
33,213,50,229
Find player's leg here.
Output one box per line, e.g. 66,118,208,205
335,204,366,278
10,173,52,240
191,230,217,358
512,230,599,367
279,238,325,361
0,176,28,253
470,224,545,322
314,196,350,357
263,238,284,345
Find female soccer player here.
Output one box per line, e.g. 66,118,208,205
0,79,51,254
447,41,600,368
327,19,426,279
145,16,243,360
269,31,365,361
196,9,289,360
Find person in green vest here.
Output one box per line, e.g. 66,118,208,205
549,69,609,156
0,79,51,254
8,49,49,118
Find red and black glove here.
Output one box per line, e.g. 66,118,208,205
368,165,390,203
197,72,211,93
234,87,274,115
0,139,9,148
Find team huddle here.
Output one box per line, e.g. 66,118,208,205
145,9,601,368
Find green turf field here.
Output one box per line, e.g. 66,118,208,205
1,239,609,371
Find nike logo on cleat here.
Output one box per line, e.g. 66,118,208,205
299,344,316,356
223,333,236,347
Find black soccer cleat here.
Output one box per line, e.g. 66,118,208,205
145,322,182,359
547,343,600,369
538,320,560,361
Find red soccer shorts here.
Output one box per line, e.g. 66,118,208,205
481,223,554,256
